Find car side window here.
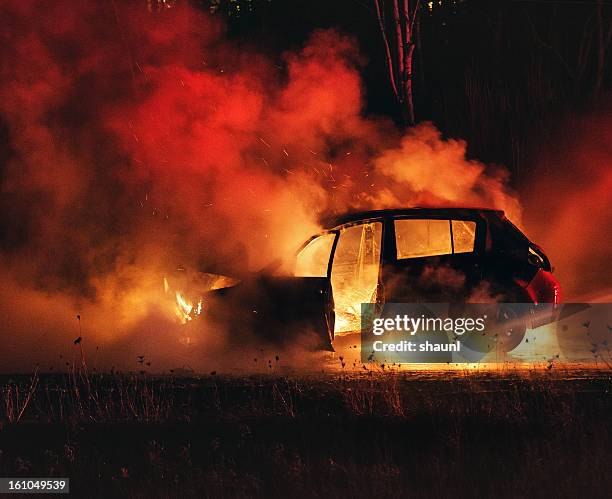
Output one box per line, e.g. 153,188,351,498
294,233,336,277
395,219,451,259
394,219,476,259
331,222,382,333
452,220,477,253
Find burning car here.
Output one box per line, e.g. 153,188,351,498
204,208,561,353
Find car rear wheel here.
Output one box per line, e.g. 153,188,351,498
494,304,527,352
452,303,527,353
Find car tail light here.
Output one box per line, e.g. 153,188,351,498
523,269,561,305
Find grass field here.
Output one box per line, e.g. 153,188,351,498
1,367,610,498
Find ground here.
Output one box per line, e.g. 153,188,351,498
0,367,610,498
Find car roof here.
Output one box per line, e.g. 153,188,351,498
325,207,505,229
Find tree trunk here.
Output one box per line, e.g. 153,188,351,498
403,43,415,125
374,0,419,126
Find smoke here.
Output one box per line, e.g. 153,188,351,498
0,0,520,372
522,102,612,300
368,126,522,220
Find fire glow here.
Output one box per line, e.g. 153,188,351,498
0,0,523,368
0,0,607,373
174,291,203,324
163,277,203,324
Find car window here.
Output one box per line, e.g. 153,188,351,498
394,219,477,259
331,222,382,333
294,233,336,277
452,220,476,253
395,219,451,259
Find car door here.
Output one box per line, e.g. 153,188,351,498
206,232,338,350
329,221,384,335
384,217,484,302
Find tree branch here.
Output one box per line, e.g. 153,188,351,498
525,11,576,80
392,0,405,101
410,0,421,33
375,0,400,101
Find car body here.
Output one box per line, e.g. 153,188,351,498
207,208,561,352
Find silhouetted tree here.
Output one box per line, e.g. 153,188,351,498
374,0,421,125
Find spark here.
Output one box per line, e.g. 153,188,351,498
258,137,271,148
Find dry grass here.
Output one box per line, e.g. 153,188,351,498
0,367,610,498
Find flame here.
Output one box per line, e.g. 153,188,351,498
163,273,238,326
163,277,204,325
174,291,203,324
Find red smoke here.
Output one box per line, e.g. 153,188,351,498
522,104,612,300
0,0,522,371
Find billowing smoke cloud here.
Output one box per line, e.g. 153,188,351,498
0,0,520,372
522,102,612,301
367,126,521,220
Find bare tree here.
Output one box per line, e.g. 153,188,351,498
526,1,611,102
374,0,420,126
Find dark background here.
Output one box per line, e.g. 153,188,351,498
184,0,611,185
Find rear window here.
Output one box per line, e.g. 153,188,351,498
394,219,476,259
489,218,529,254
